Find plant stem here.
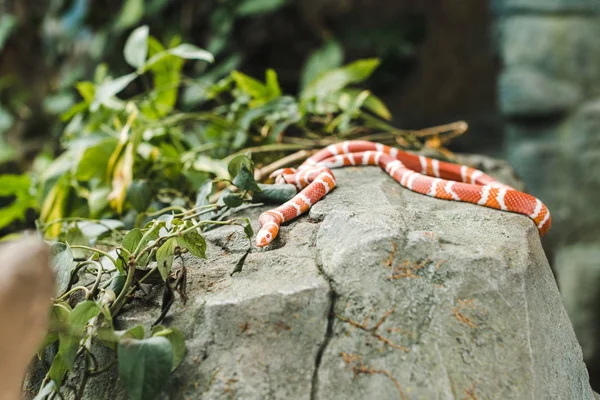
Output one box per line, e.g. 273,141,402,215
111,262,136,315
57,286,91,301
70,246,118,271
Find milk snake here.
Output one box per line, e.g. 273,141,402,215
255,140,551,247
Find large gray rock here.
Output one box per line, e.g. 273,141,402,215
48,168,593,399
499,68,582,117
501,16,600,95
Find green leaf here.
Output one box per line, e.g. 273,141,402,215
50,242,73,296
109,273,127,297
124,25,149,68
76,81,95,103
232,165,262,192
89,187,111,217
77,219,124,239
124,324,146,340
156,238,177,280
177,230,207,259
48,353,69,386
231,69,281,107
127,180,152,212
227,154,254,179
265,69,281,98
0,14,17,51
300,39,344,91
192,155,229,178
122,228,143,254
115,0,145,31
118,337,173,400
252,183,297,203
65,225,89,259
118,228,143,272
39,302,71,354
140,37,184,118
236,0,288,16
341,88,391,120
240,218,254,239
301,58,380,101
231,71,268,99
0,173,32,197
231,248,249,275
69,301,101,329
222,190,244,208
168,44,214,63
75,139,118,181
40,176,71,238
195,180,213,207
152,327,186,371
0,174,36,230
57,301,101,372
98,323,146,350
91,73,138,111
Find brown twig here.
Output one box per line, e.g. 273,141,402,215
411,120,468,139
254,149,318,181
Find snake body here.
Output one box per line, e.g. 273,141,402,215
255,140,551,247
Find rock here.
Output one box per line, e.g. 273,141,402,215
505,98,600,245
496,0,600,13
499,68,582,117
501,16,600,95
555,244,600,365
29,168,593,399
0,238,54,400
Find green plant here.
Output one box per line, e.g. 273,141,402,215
17,23,416,399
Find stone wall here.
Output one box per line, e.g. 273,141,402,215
495,0,600,385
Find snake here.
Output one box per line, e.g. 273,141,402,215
255,140,551,247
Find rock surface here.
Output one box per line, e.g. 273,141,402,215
555,245,600,376
53,168,593,399
497,3,600,388
506,98,600,245
501,16,600,95
496,0,600,13
499,68,582,117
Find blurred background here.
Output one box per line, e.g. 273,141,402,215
1,0,599,389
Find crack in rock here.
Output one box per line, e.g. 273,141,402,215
311,255,337,400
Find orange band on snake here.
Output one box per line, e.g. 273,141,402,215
255,141,551,247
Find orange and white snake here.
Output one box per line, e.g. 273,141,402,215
255,140,551,247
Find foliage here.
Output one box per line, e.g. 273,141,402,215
0,0,439,395
0,174,37,231
13,22,421,399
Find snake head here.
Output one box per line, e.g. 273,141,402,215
256,229,273,247
255,221,280,247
